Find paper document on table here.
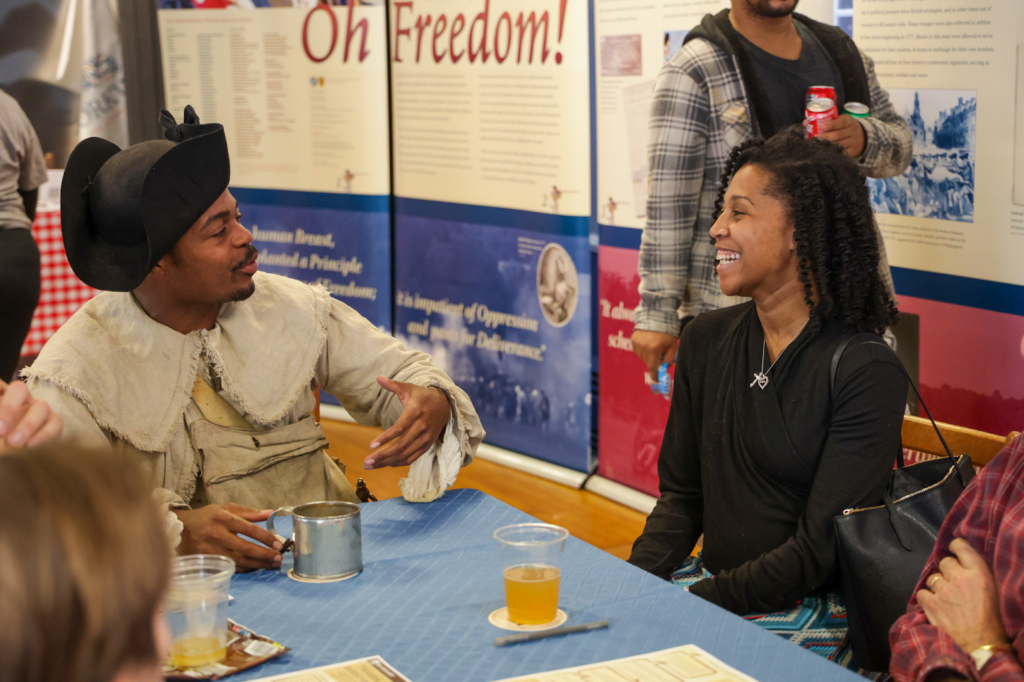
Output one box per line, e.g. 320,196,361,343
494,644,760,681
245,656,412,682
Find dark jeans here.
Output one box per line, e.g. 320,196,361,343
0,228,41,381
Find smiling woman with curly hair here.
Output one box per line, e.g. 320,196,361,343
629,128,907,670
713,129,899,335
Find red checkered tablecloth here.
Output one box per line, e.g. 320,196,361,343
21,210,98,357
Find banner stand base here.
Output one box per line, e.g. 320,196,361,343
582,476,657,514
319,405,658,515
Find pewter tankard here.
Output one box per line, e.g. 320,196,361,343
268,501,362,580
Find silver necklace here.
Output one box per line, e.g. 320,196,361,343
750,318,810,390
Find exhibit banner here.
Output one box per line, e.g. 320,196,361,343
856,0,1024,434
80,0,129,147
156,0,392,331
593,0,727,495
596,239,669,496
231,190,391,328
390,0,593,471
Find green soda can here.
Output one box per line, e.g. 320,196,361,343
844,102,870,118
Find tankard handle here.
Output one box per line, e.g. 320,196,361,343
267,506,295,546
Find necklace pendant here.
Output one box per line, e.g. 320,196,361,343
750,372,769,390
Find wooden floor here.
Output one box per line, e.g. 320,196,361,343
321,419,648,561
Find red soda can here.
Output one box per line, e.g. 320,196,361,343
806,85,836,106
805,97,838,139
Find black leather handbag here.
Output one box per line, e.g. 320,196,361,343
830,335,975,672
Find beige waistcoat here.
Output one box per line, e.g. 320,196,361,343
24,272,484,509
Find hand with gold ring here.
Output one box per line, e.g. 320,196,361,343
917,538,1010,654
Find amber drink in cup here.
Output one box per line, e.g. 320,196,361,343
165,555,235,668
494,523,569,625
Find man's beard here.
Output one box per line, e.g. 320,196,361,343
226,280,256,302
745,0,799,19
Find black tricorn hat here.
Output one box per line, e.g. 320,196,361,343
61,105,230,291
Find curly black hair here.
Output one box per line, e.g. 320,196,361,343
712,127,898,334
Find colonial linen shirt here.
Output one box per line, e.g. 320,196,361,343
635,11,911,336
24,272,485,509
890,436,1024,682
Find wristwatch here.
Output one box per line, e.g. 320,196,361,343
970,643,1013,671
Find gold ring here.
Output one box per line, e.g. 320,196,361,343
928,574,942,590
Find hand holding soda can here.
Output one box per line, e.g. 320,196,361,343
805,97,839,139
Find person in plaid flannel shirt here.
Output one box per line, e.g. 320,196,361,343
631,0,912,378
889,434,1024,682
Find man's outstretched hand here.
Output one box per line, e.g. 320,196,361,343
365,376,450,470
175,503,282,572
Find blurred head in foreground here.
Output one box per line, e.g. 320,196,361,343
0,445,171,682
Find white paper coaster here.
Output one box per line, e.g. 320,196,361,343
286,568,360,584
488,607,568,632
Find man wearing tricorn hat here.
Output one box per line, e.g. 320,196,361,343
23,107,484,570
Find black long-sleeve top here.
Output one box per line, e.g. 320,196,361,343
628,302,907,615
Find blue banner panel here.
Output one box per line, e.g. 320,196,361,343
236,190,391,410
233,188,392,332
394,210,592,472
891,266,1024,319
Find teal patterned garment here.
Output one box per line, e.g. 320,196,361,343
671,555,890,681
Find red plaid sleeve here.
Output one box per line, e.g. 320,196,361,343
889,438,1024,682
983,652,1024,682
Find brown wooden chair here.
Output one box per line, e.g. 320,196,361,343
902,415,1020,468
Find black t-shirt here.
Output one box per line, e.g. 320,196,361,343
628,302,907,615
738,22,845,132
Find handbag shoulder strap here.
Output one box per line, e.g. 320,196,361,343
829,333,895,397
828,332,967,486
829,334,862,398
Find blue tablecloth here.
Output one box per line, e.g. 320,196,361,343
228,489,859,682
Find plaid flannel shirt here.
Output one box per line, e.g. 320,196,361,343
635,35,911,336
890,436,1024,682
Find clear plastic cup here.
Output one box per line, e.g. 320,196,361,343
164,555,235,668
494,523,569,625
